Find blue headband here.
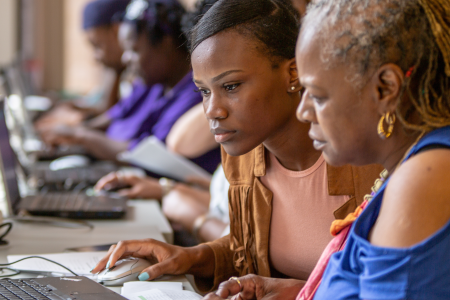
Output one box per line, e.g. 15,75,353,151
83,0,131,30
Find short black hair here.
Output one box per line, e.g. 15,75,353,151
189,0,300,62
133,0,187,52
181,0,219,49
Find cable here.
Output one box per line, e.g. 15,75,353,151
11,215,94,230
0,222,12,246
0,268,20,277
0,256,79,276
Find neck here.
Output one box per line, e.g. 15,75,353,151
380,129,423,174
164,51,191,89
263,115,322,172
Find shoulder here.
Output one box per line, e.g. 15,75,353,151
370,148,450,248
222,146,262,185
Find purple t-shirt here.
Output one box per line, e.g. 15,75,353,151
107,72,199,146
106,72,221,174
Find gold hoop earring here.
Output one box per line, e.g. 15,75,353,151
377,112,396,139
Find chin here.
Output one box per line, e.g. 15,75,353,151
322,151,348,167
222,143,255,157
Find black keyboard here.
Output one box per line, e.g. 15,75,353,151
0,278,56,300
18,192,127,219
23,192,92,211
32,163,117,185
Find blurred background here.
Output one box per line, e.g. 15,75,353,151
0,0,196,97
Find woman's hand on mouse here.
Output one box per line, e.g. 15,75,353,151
202,275,305,300
94,172,163,200
90,238,215,281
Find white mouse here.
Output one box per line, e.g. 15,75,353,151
49,155,90,171
97,257,153,286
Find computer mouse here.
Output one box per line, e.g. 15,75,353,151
97,257,153,286
49,155,90,171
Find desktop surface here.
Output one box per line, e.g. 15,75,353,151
0,200,192,294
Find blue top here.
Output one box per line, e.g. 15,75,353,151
314,126,450,300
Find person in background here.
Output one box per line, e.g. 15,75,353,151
91,0,382,296
38,0,221,175
35,0,131,129
95,0,227,244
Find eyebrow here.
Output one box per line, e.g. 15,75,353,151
299,77,326,91
193,70,243,84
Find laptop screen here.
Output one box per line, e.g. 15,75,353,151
0,97,21,215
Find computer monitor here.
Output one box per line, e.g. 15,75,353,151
0,96,22,216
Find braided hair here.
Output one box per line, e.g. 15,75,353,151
303,0,450,131
131,0,188,52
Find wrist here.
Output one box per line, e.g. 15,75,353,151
72,126,88,144
192,214,210,241
159,177,176,199
185,244,215,277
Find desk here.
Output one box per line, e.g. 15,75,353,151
0,200,194,293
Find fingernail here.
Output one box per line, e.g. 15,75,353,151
138,272,149,281
106,261,111,269
89,268,94,273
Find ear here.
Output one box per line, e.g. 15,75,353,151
286,58,302,93
370,63,404,115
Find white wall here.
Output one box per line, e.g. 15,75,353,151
0,0,17,66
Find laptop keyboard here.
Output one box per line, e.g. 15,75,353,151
0,279,56,300
25,192,93,211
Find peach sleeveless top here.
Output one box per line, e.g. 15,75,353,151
260,153,350,280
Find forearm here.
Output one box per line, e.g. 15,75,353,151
198,218,228,242
103,69,123,110
76,129,128,161
83,113,112,130
186,244,216,278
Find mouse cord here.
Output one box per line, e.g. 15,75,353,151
0,256,79,276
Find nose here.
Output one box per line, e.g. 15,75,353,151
204,93,228,121
297,91,316,123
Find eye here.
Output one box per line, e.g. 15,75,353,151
224,83,241,92
194,88,211,97
308,92,326,104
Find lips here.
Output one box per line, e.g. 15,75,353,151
210,127,236,143
309,130,327,151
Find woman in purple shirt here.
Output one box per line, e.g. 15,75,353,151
40,0,219,173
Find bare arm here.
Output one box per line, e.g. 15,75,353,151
83,113,112,131
166,103,218,158
73,128,128,161
39,125,128,161
198,218,228,243
162,184,210,231
369,149,450,247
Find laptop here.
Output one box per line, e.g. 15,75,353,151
0,276,126,300
0,67,89,159
0,97,127,219
0,71,117,185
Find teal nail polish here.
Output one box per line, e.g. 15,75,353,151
138,272,149,281
89,268,94,273
106,261,110,269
